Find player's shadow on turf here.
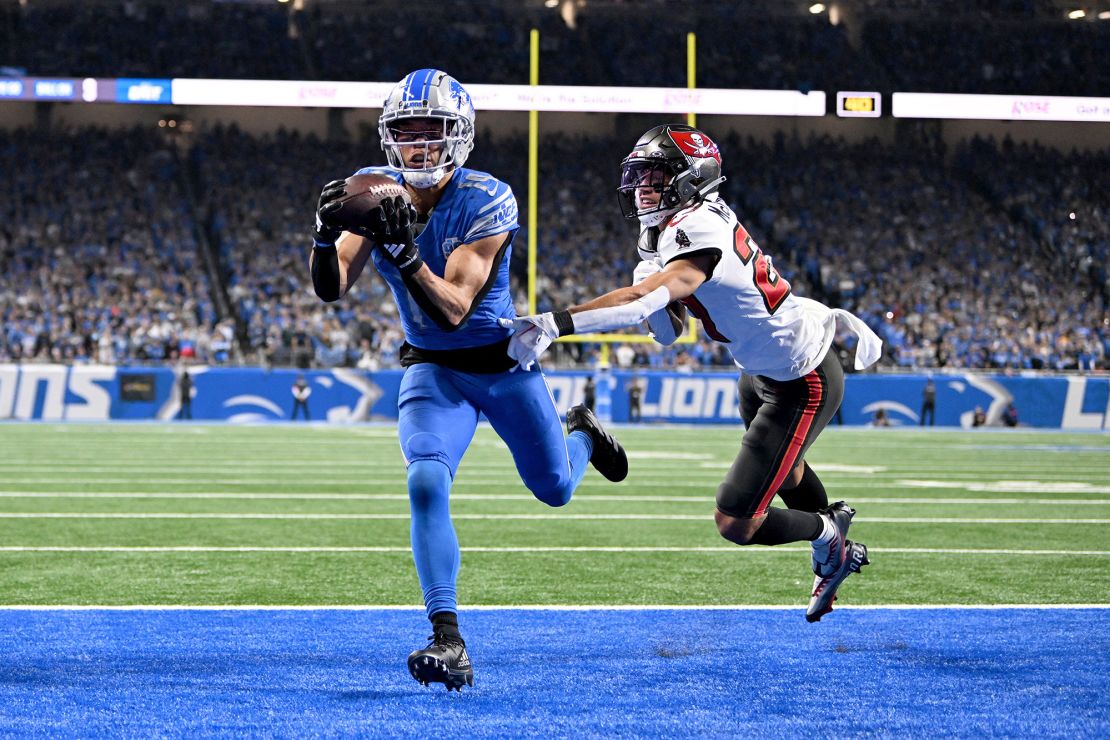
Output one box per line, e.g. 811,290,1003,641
333,688,427,701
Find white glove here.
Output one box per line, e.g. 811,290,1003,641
633,258,663,285
498,313,560,370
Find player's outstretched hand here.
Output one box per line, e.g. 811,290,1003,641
313,179,347,246
498,313,560,371
632,258,663,285
368,196,423,277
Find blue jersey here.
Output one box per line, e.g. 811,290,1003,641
355,165,518,351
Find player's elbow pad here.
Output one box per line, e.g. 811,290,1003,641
311,246,342,303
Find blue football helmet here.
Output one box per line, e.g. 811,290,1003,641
379,69,476,189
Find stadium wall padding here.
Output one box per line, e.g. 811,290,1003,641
0,365,1106,430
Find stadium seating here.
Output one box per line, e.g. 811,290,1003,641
3,124,1103,371
2,1,1106,94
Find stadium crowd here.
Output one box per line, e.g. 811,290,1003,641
2,0,1106,95
1,123,1105,372
0,126,229,365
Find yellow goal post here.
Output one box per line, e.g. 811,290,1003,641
525,29,701,353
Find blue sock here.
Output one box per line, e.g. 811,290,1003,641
566,429,593,491
406,459,459,619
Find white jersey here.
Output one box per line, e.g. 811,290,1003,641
640,195,880,381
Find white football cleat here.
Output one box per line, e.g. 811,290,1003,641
810,501,856,578
807,540,869,623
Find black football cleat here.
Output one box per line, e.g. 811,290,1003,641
566,404,628,482
810,501,856,578
806,540,869,623
407,633,474,691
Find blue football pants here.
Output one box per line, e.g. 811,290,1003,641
397,363,593,618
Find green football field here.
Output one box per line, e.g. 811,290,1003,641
0,423,1107,607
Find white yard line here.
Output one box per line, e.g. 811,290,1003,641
898,480,1110,493
0,512,1106,524
0,478,1108,490
1,546,1107,555
0,492,1108,506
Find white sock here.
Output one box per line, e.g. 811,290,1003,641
812,512,836,544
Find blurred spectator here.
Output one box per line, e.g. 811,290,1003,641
291,375,312,420
178,369,193,420
921,377,936,426
628,377,643,423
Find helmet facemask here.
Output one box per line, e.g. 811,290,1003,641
617,159,683,228
381,115,473,189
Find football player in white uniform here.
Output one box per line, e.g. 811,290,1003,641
502,124,883,621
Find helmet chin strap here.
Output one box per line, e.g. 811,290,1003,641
402,167,448,189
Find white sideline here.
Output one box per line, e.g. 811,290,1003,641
2,546,1108,555
0,604,1106,611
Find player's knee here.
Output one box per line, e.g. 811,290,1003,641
527,472,573,508
780,460,806,491
405,431,445,461
715,509,764,545
406,457,451,510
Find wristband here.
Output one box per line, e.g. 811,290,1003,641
553,310,575,337
395,252,424,278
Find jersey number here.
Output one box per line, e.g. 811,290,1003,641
458,172,498,196
680,295,731,342
733,223,791,314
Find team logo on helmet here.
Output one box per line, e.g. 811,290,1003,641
669,130,721,164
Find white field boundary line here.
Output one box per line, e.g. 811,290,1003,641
0,512,1106,524
0,604,1106,611
2,478,1109,490
2,479,1109,490
0,492,1108,506
5,467,1007,474
1,546,1107,555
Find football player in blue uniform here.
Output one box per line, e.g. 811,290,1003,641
308,69,627,691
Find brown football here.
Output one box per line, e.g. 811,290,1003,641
330,173,410,233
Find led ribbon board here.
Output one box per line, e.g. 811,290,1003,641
892,93,1110,122
158,79,830,116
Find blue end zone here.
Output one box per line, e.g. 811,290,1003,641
0,609,1106,736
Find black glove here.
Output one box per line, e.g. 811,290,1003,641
313,179,347,247
369,195,423,277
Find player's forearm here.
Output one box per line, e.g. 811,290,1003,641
311,233,372,302
558,286,672,335
310,246,342,302
569,284,654,314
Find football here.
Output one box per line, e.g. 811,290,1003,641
329,173,410,233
